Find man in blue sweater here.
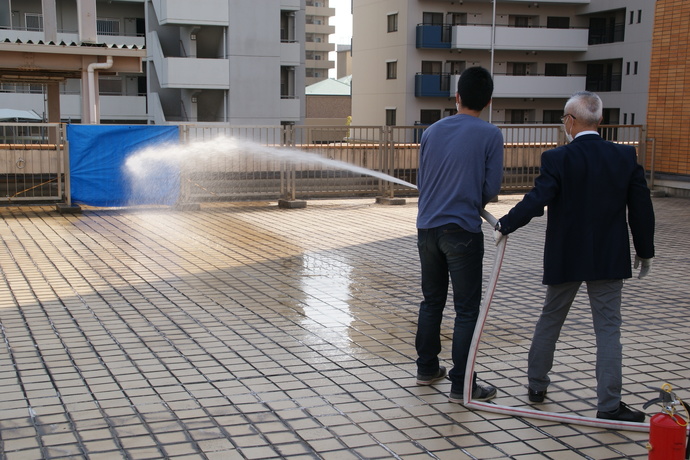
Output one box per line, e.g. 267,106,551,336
415,66,504,403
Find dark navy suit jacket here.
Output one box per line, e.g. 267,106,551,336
499,133,655,285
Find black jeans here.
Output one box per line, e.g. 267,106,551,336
416,223,484,394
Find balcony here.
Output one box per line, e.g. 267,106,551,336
451,25,589,52
149,31,229,89
306,5,336,17
415,74,451,98
159,58,229,89
507,0,590,3
307,41,336,53
305,59,335,70
280,97,301,120
495,75,587,98
306,23,335,35
416,25,451,49
151,0,229,26
447,74,586,98
281,42,301,66
281,0,301,8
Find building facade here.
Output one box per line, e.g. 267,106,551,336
0,0,307,125
305,0,336,85
351,0,653,127
647,0,690,195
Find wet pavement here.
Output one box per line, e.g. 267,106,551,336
0,195,688,459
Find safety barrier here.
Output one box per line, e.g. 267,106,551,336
0,123,645,205
0,123,65,203
179,124,646,202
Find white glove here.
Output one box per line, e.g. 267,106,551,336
634,255,652,279
494,222,506,246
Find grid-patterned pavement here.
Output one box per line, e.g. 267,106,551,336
0,195,687,460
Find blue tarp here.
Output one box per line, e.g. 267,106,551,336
67,125,180,207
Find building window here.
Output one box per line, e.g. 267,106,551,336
281,10,296,42
510,62,529,76
450,13,467,26
543,110,561,124
420,110,441,125
97,18,120,36
443,108,456,118
25,13,43,31
98,77,122,95
602,108,620,124
422,12,443,26
421,61,442,75
281,66,295,98
586,62,622,92
387,61,397,79
623,113,628,124
447,60,466,75
588,16,625,45
386,109,396,126
511,15,535,28
637,10,642,23
387,13,398,32
631,113,635,124
626,62,630,75
634,61,638,74
510,109,527,124
547,17,570,29
545,63,567,77
629,11,634,25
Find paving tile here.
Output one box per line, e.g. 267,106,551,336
0,196,686,459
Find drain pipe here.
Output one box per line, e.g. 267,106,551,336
87,56,113,124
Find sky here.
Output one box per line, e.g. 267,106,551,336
328,0,353,78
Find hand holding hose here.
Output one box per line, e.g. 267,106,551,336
494,220,506,246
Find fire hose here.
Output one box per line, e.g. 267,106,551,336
462,210,651,432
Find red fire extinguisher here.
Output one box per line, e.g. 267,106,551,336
644,383,690,460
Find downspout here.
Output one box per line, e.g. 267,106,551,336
87,56,113,124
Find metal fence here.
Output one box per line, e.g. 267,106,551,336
179,124,646,203
0,123,65,203
0,123,645,205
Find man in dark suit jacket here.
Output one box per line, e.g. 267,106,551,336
495,91,655,422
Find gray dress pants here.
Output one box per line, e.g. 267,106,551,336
527,279,623,412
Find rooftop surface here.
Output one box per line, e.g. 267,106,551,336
0,195,687,459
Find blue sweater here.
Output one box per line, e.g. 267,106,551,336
416,114,504,233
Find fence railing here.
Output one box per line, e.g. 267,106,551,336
0,123,65,203
0,123,646,205
179,124,646,203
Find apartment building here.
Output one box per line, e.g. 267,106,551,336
0,0,146,123
351,0,653,127
305,0,336,85
0,0,307,125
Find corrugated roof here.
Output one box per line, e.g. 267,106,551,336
306,77,351,96
2,38,144,50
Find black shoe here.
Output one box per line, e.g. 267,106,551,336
528,387,547,403
448,384,497,403
472,384,497,402
416,366,447,385
596,401,645,423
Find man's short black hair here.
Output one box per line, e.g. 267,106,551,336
457,66,494,112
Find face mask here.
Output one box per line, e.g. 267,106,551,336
455,102,460,113
562,122,573,143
